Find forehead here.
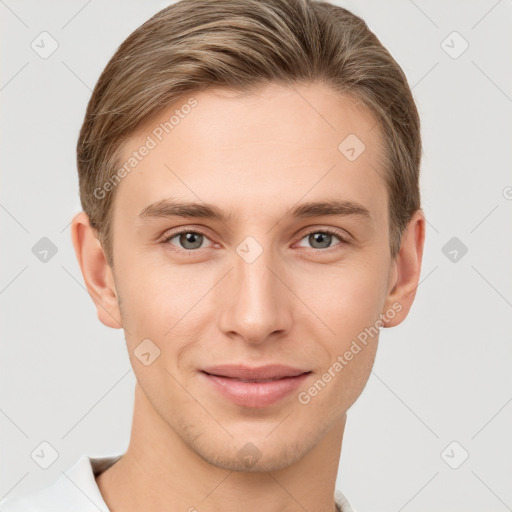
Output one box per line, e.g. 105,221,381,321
112,81,387,225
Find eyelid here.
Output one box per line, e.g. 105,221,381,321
160,227,215,250
294,227,350,249
160,226,351,252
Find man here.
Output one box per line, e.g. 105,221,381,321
0,0,424,510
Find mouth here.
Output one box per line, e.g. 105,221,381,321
200,364,312,408
211,376,292,383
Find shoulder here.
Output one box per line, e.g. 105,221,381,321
0,453,122,512
335,488,359,512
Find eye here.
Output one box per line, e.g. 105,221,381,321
163,230,214,251
296,229,347,250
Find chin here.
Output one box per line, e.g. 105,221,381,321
188,428,320,473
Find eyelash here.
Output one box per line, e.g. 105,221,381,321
161,228,349,253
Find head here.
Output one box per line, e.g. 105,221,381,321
72,0,425,472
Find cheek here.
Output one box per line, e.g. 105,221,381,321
294,258,389,342
324,339,378,414
115,258,215,354
296,266,384,412
113,257,172,339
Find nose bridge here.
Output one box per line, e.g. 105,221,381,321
219,237,291,343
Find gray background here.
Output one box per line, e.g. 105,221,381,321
1,1,511,511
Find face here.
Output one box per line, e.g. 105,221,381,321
105,82,400,471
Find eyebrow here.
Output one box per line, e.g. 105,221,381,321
138,197,371,223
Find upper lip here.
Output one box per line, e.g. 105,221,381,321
201,364,310,381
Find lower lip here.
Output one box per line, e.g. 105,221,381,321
201,371,310,408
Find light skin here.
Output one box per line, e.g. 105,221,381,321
71,81,425,512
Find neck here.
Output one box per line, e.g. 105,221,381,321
96,383,346,512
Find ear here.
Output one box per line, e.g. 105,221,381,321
382,209,426,327
70,211,123,329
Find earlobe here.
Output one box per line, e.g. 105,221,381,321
382,209,426,328
70,211,123,329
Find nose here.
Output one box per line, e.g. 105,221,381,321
218,243,293,345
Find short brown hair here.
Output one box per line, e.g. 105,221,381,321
77,0,421,267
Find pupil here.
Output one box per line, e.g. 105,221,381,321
310,232,331,249
181,232,202,249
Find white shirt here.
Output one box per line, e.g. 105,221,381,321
0,454,355,512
